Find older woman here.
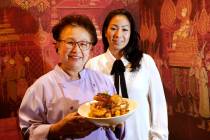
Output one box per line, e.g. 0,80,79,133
19,15,117,140
86,9,168,140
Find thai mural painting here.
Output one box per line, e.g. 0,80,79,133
0,0,210,140
160,0,210,133
139,0,210,139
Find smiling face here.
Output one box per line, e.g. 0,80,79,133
58,25,92,73
105,15,131,53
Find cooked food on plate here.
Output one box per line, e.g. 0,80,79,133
89,93,129,118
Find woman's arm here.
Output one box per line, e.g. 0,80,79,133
48,112,98,139
147,55,169,140
19,81,98,140
19,83,51,140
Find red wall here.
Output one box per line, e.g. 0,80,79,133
0,0,210,140
0,0,139,139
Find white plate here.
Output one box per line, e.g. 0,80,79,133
78,99,138,126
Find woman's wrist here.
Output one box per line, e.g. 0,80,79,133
48,124,61,139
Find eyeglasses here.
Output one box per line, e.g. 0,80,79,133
59,40,92,51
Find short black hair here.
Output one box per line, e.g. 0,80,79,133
102,8,143,71
52,15,97,46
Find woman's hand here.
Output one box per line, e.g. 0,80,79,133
48,112,98,139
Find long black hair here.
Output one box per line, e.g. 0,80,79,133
102,9,143,71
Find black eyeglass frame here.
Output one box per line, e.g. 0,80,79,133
58,40,93,51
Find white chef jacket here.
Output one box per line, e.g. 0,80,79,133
19,65,116,140
86,50,168,140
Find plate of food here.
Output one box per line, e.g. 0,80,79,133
78,93,138,126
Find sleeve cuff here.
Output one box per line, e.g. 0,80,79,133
29,124,51,140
